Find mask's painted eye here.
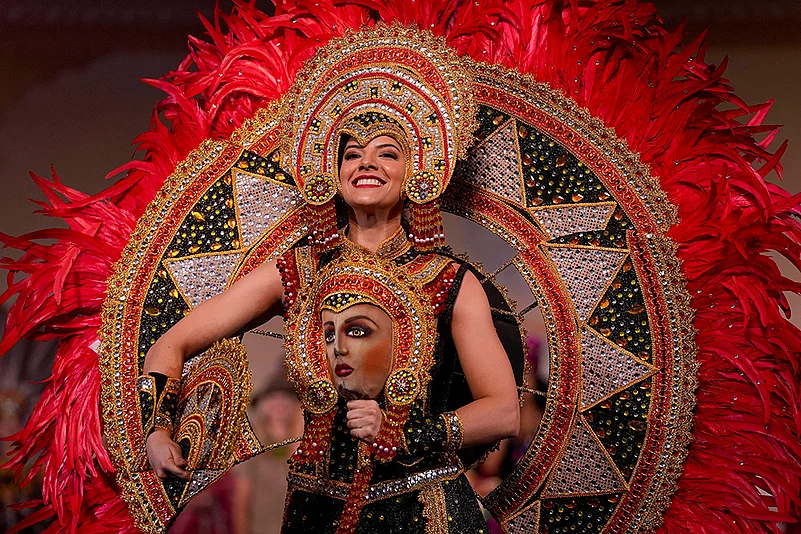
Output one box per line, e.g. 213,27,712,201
347,325,370,338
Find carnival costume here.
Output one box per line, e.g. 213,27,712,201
278,227,515,534
2,1,801,534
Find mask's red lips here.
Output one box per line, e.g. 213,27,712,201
335,363,354,377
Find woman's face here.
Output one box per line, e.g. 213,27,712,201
338,135,406,213
322,303,394,400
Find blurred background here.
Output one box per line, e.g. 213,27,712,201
1,0,800,532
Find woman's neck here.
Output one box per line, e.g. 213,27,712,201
347,209,403,253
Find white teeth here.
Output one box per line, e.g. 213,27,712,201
354,178,383,187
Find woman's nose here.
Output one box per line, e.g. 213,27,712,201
359,150,377,169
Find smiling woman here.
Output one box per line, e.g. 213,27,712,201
339,135,406,212
136,26,521,534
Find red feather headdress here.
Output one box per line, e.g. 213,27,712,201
2,1,800,532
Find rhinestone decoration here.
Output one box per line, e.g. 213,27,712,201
551,205,632,249
386,369,420,405
144,338,254,509
233,169,300,248
505,502,540,534
587,256,653,360
305,380,338,414
164,252,243,309
406,171,441,203
532,203,615,239
320,292,376,312
162,477,188,508
303,174,336,205
455,119,524,206
235,148,294,185
539,493,622,534
546,246,627,321
137,264,190,368
543,418,625,497
517,124,612,209
165,174,240,258
584,379,652,479
472,105,511,141
181,469,220,503
580,326,655,410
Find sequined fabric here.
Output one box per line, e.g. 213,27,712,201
281,242,487,533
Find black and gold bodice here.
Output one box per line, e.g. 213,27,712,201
278,228,524,533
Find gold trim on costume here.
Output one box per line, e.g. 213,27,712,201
420,482,449,534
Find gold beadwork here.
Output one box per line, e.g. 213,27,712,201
419,482,449,534
282,23,477,207
441,411,464,453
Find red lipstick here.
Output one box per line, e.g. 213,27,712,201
351,174,386,188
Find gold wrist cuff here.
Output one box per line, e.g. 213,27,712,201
441,411,464,453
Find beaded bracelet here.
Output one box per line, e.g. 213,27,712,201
402,408,465,456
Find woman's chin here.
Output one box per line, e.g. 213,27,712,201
343,191,402,213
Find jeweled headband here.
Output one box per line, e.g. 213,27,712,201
282,22,476,206
320,291,381,313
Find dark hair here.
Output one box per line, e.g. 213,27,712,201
337,134,351,171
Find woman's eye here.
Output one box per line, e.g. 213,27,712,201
344,151,361,160
380,152,398,159
324,330,335,343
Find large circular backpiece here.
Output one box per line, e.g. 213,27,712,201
447,61,697,534
100,59,695,534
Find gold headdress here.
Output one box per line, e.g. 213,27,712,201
282,23,476,249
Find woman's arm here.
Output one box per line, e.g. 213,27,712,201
143,260,285,376
450,270,520,447
143,259,285,478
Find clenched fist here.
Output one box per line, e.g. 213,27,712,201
346,400,383,442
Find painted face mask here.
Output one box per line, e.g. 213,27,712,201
321,300,394,400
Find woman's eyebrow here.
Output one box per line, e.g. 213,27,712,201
376,143,399,150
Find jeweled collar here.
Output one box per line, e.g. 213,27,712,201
339,225,412,261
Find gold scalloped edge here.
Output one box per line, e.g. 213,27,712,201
625,233,697,534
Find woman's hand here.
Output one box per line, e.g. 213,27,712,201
346,400,383,442
146,430,190,480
